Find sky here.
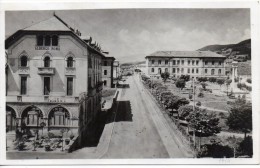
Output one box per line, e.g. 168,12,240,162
5,9,250,63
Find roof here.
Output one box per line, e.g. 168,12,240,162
146,51,226,58
238,61,251,76
23,17,71,31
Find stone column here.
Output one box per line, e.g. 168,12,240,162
231,61,238,92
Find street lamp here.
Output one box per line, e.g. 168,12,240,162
60,128,66,152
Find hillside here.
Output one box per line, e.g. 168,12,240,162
198,39,251,59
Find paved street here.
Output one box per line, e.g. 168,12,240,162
102,74,193,158
7,73,193,159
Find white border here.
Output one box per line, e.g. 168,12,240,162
0,0,259,165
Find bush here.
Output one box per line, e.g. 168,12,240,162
198,144,234,158
237,136,253,157
209,77,217,83
198,92,204,98
197,77,208,82
246,78,251,83
196,101,201,106
180,75,190,82
246,85,252,91
234,77,239,82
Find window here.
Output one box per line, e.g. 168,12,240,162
218,69,221,75
165,68,168,72
196,68,199,73
188,60,190,65
44,77,50,95
188,68,190,73
52,35,58,46
37,35,59,46
158,68,162,74
67,57,74,67
37,35,44,46
205,69,208,74
104,61,107,66
177,68,180,73
205,61,208,65
192,68,194,73
181,68,184,73
67,77,73,96
152,60,155,64
211,69,215,75
158,60,161,65
20,76,27,95
177,60,180,65
182,60,184,65
196,60,199,65
219,61,222,65
192,60,195,65
151,68,154,73
104,80,107,86
44,56,50,67
173,60,176,65
172,68,175,73
212,61,215,65
165,60,168,65
104,70,107,75
45,35,51,46
20,56,28,67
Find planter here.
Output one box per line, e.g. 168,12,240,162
65,139,70,145
45,145,51,151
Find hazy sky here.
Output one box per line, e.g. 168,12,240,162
5,9,250,63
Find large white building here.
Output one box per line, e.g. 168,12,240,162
145,51,226,79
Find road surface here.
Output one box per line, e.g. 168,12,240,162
102,74,192,158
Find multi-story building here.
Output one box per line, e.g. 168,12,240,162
113,60,121,81
145,51,226,79
5,14,106,146
102,57,115,88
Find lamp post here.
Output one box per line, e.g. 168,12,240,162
60,128,66,152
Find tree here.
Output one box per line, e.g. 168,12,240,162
209,77,217,83
226,98,252,139
180,75,190,82
201,82,207,90
175,79,186,90
178,105,199,120
161,72,170,83
186,108,221,136
217,78,225,89
167,97,189,114
226,79,232,95
237,136,253,157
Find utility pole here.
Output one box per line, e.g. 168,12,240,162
192,78,196,148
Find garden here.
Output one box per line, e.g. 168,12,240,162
141,73,253,158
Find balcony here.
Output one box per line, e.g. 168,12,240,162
18,67,30,75
6,95,79,103
38,67,55,75
65,67,76,76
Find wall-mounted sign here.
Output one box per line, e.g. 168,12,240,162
35,46,60,50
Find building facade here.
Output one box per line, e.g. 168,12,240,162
102,57,115,88
5,14,106,145
145,51,226,79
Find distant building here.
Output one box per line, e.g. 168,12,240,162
5,14,108,148
102,57,115,88
113,60,121,80
135,63,147,74
145,51,226,79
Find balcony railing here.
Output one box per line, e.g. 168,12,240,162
65,67,76,76
38,67,55,75
18,67,30,75
6,95,79,103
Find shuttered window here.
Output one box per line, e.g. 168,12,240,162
21,77,27,95
67,77,73,96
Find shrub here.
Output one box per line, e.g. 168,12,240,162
175,79,186,90
237,136,253,157
234,77,239,82
180,75,190,82
197,77,208,82
246,78,251,83
246,85,252,91
196,101,201,106
209,77,217,83
198,144,234,158
198,92,204,98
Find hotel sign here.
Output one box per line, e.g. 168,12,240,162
35,46,60,50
